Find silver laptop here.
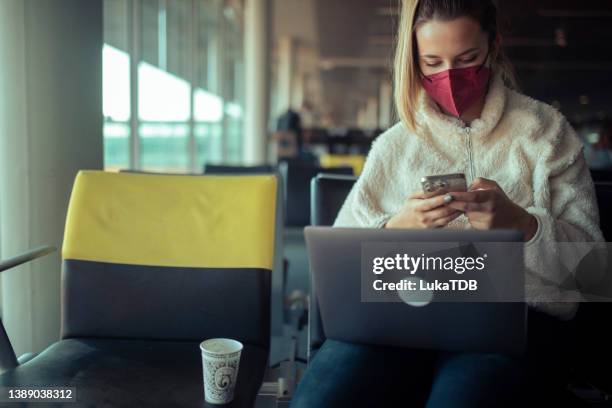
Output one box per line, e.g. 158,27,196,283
305,227,527,356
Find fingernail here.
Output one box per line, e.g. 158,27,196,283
443,194,453,204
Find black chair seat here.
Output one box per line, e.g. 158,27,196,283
0,338,268,407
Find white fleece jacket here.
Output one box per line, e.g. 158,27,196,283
334,70,604,320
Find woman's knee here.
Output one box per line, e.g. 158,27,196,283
291,340,433,407
426,352,525,408
290,340,386,407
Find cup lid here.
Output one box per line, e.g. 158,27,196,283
200,338,243,355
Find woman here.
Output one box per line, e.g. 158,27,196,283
291,0,603,407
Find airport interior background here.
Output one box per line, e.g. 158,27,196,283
1,0,612,406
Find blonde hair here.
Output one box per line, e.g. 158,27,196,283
393,0,519,131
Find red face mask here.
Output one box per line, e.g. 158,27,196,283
420,59,491,118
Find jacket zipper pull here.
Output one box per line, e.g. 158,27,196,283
465,127,474,184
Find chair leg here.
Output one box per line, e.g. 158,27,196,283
0,319,18,372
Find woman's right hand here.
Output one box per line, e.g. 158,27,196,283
385,192,461,229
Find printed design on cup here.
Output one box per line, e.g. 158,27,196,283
215,366,235,390
203,352,241,401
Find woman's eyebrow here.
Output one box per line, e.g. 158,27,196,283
455,47,479,57
421,47,479,59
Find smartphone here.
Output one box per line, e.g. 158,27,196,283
421,173,467,195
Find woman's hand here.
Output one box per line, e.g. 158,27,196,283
385,192,462,229
446,178,538,241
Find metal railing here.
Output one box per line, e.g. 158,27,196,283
0,246,56,372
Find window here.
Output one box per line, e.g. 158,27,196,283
103,0,245,172
103,0,131,171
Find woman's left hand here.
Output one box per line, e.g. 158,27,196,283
446,177,538,242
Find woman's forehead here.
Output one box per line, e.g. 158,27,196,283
416,16,487,56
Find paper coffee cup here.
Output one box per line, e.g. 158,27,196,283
200,338,243,404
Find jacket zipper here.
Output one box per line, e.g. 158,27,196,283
465,126,475,184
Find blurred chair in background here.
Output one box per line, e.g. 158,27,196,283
278,160,353,227
319,153,366,176
275,163,354,380
307,174,357,362
204,164,276,174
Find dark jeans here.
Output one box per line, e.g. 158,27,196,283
291,308,579,408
